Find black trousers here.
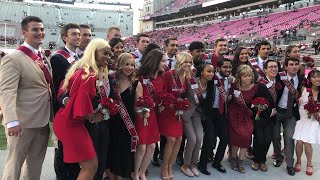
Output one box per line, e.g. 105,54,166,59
253,117,274,163
54,141,80,180
85,121,110,180
153,135,166,160
199,109,228,167
177,135,186,159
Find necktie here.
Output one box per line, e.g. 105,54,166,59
37,51,42,60
74,55,79,61
287,78,295,113
219,78,225,114
168,59,173,69
270,82,277,103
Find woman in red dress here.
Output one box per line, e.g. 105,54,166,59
158,52,193,179
228,64,268,173
132,49,166,180
53,38,112,179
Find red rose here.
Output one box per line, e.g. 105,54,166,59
275,82,282,90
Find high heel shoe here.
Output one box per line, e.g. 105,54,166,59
306,164,313,176
294,162,301,172
161,165,170,180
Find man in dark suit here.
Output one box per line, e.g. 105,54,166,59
50,23,81,180
273,57,304,176
76,24,92,58
199,58,232,175
251,59,278,172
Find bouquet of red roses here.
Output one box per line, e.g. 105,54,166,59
251,97,269,120
154,92,175,111
174,98,191,121
99,97,119,121
304,100,320,122
136,96,155,126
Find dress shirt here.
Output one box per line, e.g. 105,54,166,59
278,75,298,109
134,50,143,68
165,53,176,70
257,56,268,70
65,46,78,61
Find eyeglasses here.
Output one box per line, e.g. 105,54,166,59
267,65,278,69
221,66,233,69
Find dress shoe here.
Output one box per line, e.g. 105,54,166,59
176,157,183,166
151,158,161,167
198,164,211,175
259,163,268,172
180,166,194,177
251,162,259,171
245,151,254,160
287,166,295,176
190,166,200,177
273,160,282,167
212,163,227,173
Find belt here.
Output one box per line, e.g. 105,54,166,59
277,107,287,113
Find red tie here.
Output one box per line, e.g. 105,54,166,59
168,59,173,69
37,51,42,60
287,78,295,113
219,78,225,114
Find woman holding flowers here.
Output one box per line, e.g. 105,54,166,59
293,69,320,176
228,64,269,173
53,38,113,179
132,49,166,180
107,53,143,180
158,52,193,179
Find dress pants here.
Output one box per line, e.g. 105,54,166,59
199,109,228,167
273,110,296,167
85,121,109,180
2,125,50,180
253,117,274,163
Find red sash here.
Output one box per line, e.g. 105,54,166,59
17,46,54,94
130,52,139,59
233,89,253,116
140,75,156,98
249,58,265,78
113,85,139,152
214,76,228,102
96,77,110,99
169,70,185,94
189,76,203,104
279,71,300,100
260,78,277,103
211,53,218,69
56,50,76,64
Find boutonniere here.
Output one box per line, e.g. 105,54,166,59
275,82,282,90
234,90,241,97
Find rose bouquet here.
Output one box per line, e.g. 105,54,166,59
136,96,155,126
251,97,269,120
154,92,175,111
174,98,191,121
304,99,320,123
98,97,119,121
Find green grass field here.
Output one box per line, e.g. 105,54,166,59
0,124,54,150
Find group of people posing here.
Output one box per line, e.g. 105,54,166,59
0,15,319,180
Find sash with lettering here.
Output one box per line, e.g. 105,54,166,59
17,46,54,94
307,88,320,122
56,49,76,64
260,78,277,103
169,70,185,94
140,75,156,98
249,58,265,78
189,76,204,104
113,85,139,152
233,88,253,116
96,76,110,99
214,75,228,113
279,71,300,100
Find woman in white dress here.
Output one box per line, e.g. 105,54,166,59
293,69,320,176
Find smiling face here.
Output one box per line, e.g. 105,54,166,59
113,42,124,57
215,41,228,55
201,64,215,81
121,57,135,76
310,72,320,88
287,47,300,59
95,47,112,67
239,49,249,63
241,73,253,86
22,21,45,49
63,28,81,49
181,56,193,72
264,61,278,79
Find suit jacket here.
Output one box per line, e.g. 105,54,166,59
0,50,52,128
275,73,305,120
51,48,72,114
254,83,276,120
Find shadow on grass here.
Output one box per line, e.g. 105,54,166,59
0,123,54,150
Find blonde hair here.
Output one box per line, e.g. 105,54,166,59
175,52,193,78
62,38,110,91
235,64,254,87
116,53,136,88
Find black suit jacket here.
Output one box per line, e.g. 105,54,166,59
51,48,72,114
253,82,276,121
275,73,305,120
